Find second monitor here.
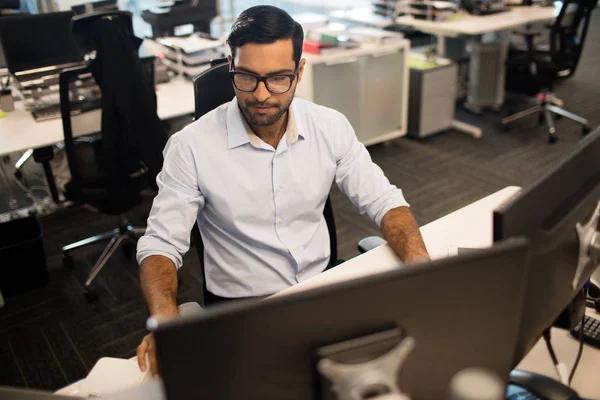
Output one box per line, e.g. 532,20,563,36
0,11,84,85
494,128,600,364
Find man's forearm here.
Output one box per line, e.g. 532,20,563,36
140,255,179,317
380,206,430,263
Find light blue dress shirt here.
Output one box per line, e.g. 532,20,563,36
137,98,409,298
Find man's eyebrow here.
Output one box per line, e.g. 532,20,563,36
234,66,295,75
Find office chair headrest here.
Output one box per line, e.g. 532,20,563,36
70,10,135,55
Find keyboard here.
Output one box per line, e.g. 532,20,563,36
32,98,102,122
570,315,600,350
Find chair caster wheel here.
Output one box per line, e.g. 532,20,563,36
548,135,558,144
85,288,99,303
582,125,591,135
63,254,74,269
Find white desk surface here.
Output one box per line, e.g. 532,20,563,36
273,185,522,298
515,307,600,399
394,6,557,37
0,78,194,157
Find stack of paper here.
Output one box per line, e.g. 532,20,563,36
157,34,225,77
78,357,152,396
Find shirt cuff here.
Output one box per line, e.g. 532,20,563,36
373,190,410,227
136,236,183,269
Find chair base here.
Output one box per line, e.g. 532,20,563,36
501,92,590,143
62,215,145,295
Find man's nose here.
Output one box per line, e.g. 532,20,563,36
253,81,270,103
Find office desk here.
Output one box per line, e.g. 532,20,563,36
1,40,409,156
275,186,522,297
396,7,557,114
53,186,599,398
395,7,557,39
276,185,600,398
0,78,195,157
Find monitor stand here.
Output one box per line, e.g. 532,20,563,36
574,201,600,290
316,328,414,400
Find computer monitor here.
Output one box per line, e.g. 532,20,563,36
493,128,600,364
154,238,529,400
0,11,83,79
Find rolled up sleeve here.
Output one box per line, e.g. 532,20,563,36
136,136,205,269
334,114,409,227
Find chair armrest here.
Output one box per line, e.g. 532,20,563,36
178,301,204,314
357,236,387,254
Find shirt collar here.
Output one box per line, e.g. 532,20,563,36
226,99,305,150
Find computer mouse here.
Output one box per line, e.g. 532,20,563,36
508,370,581,400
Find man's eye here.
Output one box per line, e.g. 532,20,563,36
269,76,287,82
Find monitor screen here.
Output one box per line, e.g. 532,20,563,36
494,128,600,364
0,11,83,74
154,239,529,400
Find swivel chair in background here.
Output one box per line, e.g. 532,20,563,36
502,0,597,143
59,10,167,301
190,59,386,306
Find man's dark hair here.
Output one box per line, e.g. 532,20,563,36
227,5,304,68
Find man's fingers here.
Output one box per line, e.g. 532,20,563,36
137,338,149,372
148,346,159,377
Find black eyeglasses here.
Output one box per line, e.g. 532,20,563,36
229,64,298,94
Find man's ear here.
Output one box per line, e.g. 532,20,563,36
297,58,306,83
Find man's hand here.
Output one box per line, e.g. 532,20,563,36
137,333,159,377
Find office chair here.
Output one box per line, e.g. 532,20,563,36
190,60,385,306
502,0,597,143
59,11,165,302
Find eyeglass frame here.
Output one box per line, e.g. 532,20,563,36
229,61,299,94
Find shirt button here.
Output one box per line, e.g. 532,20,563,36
276,186,282,192
278,218,284,224
291,246,297,250
297,271,304,278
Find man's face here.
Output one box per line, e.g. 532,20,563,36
230,39,305,127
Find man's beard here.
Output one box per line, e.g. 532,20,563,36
239,92,294,127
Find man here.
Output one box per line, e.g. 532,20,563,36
136,5,430,375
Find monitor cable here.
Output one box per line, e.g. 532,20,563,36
568,313,586,384
542,329,569,385
542,311,587,386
